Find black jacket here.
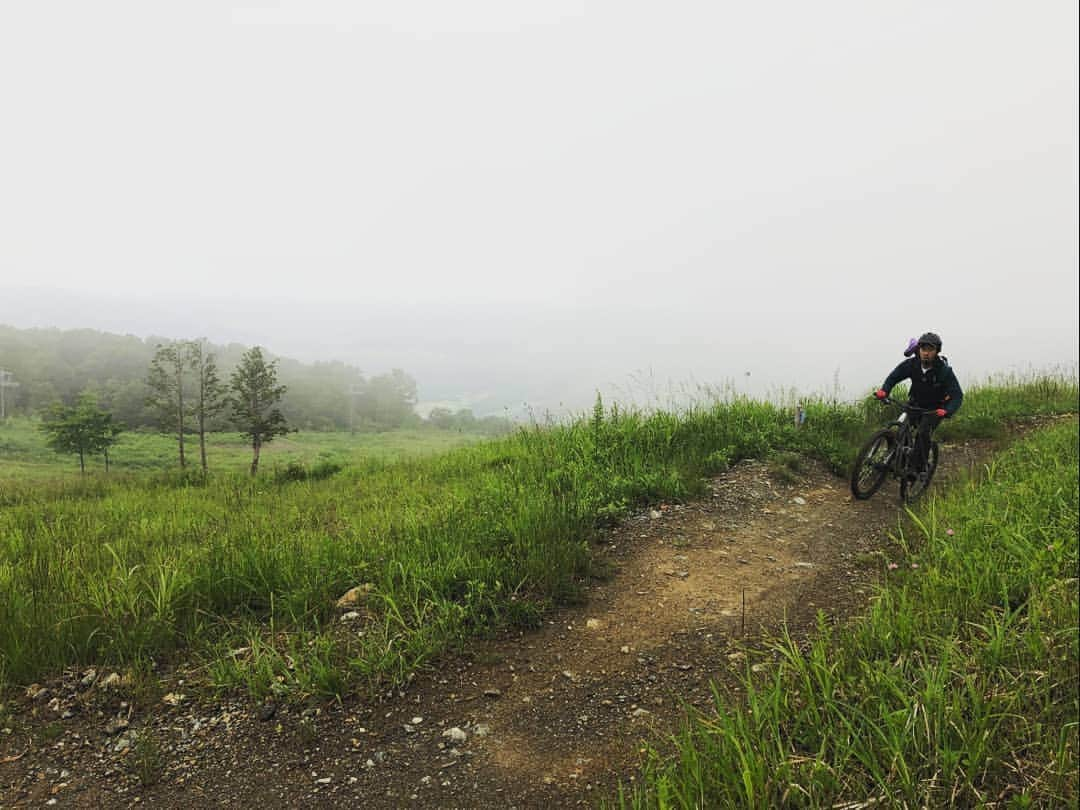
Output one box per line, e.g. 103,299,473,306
882,356,963,416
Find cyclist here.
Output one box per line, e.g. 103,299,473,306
874,332,963,480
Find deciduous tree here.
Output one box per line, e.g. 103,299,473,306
230,346,290,476
38,393,123,474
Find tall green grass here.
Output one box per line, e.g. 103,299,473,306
0,374,1076,700
619,419,1078,808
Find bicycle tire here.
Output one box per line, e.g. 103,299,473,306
900,441,940,503
850,428,896,500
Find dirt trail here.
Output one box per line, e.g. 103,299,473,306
446,457,924,806
1,440,991,809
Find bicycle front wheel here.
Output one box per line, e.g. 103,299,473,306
850,428,896,500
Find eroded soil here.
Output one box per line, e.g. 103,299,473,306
1,439,992,809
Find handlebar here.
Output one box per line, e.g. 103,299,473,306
880,397,940,415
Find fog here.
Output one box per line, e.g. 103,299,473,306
2,2,1077,417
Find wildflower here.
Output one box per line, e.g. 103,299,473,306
946,529,955,537
911,563,919,569
887,563,899,571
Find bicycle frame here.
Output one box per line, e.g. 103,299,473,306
887,410,917,478
876,399,937,475
881,398,936,477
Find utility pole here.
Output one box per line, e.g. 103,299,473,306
0,369,19,421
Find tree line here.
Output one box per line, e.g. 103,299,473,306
0,325,421,431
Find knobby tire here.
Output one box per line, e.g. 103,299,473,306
850,428,896,500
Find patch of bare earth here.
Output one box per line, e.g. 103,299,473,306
1,439,993,809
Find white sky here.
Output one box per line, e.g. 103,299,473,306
1,2,1077,413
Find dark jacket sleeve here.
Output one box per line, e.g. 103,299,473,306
942,366,963,416
881,360,912,394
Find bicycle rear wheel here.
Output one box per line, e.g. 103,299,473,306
850,428,896,500
901,441,940,503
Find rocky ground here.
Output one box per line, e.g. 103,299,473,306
1,439,993,809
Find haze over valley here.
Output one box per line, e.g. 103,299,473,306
1,2,1077,416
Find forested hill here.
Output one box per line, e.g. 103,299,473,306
0,324,422,431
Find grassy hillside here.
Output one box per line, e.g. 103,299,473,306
616,417,1078,808
0,373,1075,704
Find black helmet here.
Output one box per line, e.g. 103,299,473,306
917,332,942,350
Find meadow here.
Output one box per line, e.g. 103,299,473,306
0,418,490,480
0,372,1075,721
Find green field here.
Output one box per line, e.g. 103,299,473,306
0,418,489,480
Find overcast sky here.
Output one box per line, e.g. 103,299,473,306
1,1,1077,415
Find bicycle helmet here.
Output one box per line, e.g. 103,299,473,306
917,332,942,350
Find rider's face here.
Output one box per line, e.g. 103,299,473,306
918,344,939,364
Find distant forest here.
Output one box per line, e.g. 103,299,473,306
0,325,508,434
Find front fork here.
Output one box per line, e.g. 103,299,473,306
891,413,913,474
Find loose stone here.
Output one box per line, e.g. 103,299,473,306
442,727,468,743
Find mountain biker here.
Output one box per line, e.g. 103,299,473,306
874,332,963,480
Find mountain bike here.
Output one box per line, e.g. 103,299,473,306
850,398,940,503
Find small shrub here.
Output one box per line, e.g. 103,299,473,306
122,660,165,710
768,451,804,484
274,461,309,483
127,731,165,787
307,460,343,481
595,498,629,526
274,459,344,483
704,449,731,475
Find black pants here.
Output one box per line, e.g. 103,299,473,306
911,412,942,473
